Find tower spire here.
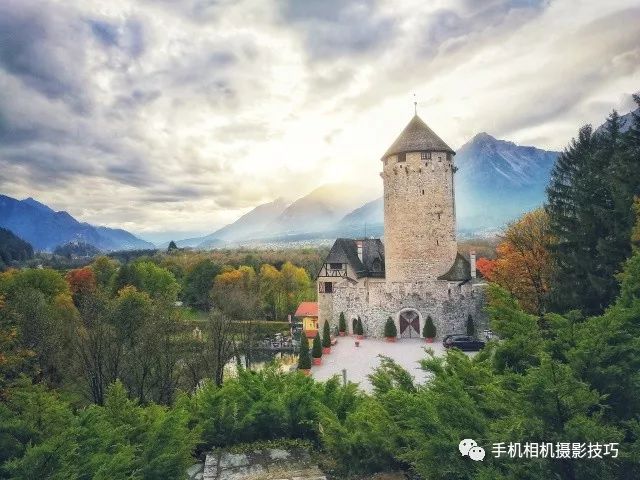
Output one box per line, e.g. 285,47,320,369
413,93,417,115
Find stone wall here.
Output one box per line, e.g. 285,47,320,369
382,151,458,282
327,277,487,338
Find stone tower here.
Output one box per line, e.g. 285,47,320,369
381,114,458,282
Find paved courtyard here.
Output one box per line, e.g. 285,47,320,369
311,336,447,391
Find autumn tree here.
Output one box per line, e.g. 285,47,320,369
483,209,554,316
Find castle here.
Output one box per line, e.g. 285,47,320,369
316,114,486,338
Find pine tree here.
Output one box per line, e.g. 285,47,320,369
352,317,357,334
423,315,436,339
338,312,347,334
297,334,311,370
384,317,397,337
356,317,364,336
322,320,331,348
312,333,322,359
466,314,475,337
546,101,640,314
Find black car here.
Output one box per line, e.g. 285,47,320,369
443,335,485,351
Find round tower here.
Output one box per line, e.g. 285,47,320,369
381,114,458,282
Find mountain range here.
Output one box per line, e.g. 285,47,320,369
0,195,154,252
3,106,636,251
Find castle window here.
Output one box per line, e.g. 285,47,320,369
320,282,333,294
437,213,441,220
421,189,425,195
329,263,342,270
421,152,431,160
447,152,452,161
436,239,439,246
397,153,406,162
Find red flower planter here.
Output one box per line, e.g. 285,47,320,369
312,357,322,366
356,335,364,340
426,337,434,343
322,347,331,354
339,331,346,337
385,336,397,343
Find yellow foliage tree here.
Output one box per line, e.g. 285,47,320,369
489,209,554,316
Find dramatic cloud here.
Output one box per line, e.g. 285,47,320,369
0,0,638,238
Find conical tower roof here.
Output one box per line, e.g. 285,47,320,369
382,114,454,158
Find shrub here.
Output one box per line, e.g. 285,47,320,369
312,333,323,359
384,317,397,337
322,320,331,348
356,317,364,336
423,315,436,338
339,312,347,333
466,314,475,337
352,318,357,334
298,335,311,369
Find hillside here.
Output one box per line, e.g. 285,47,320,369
0,227,33,268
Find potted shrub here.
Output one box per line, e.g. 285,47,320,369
312,332,323,365
423,315,436,343
352,318,357,336
466,314,475,337
339,312,347,336
322,320,332,354
355,317,364,340
384,317,397,342
297,334,311,375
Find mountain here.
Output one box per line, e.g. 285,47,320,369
198,197,289,248
454,133,559,229
0,227,33,268
0,195,154,252
267,184,376,235
595,106,638,135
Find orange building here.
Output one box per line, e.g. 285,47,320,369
295,301,319,338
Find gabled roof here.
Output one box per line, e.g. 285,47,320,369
325,238,385,279
295,301,318,317
382,114,454,158
437,253,472,281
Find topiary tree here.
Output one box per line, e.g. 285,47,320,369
384,317,397,337
352,318,358,334
312,332,323,358
356,317,364,336
298,334,311,369
322,320,331,348
339,312,347,334
466,314,475,337
423,315,436,339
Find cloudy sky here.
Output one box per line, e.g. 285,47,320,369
1,0,639,241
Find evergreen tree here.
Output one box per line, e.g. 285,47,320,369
423,315,436,339
383,317,397,337
322,320,331,348
338,312,347,333
466,314,474,337
297,334,311,369
352,317,357,334
546,99,640,314
356,317,364,336
312,332,322,359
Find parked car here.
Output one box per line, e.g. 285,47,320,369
443,335,485,351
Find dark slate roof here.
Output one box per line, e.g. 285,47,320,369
437,253,472,281
325,238,385,278
382,114,454,158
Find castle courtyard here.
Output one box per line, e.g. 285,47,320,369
310,336,475,392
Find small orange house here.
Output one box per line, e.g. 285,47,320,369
295,301,319,338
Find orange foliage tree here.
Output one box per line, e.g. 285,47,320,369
483,209,554,316
66,267,97,296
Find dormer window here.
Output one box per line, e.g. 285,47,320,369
421,152,431,160
329,263,342,270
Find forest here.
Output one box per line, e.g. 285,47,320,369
1,98,640,479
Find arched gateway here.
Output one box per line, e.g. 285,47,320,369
398,309,421,338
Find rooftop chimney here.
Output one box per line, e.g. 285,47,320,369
470,250,477,279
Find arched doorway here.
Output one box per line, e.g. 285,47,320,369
398,309,421,338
